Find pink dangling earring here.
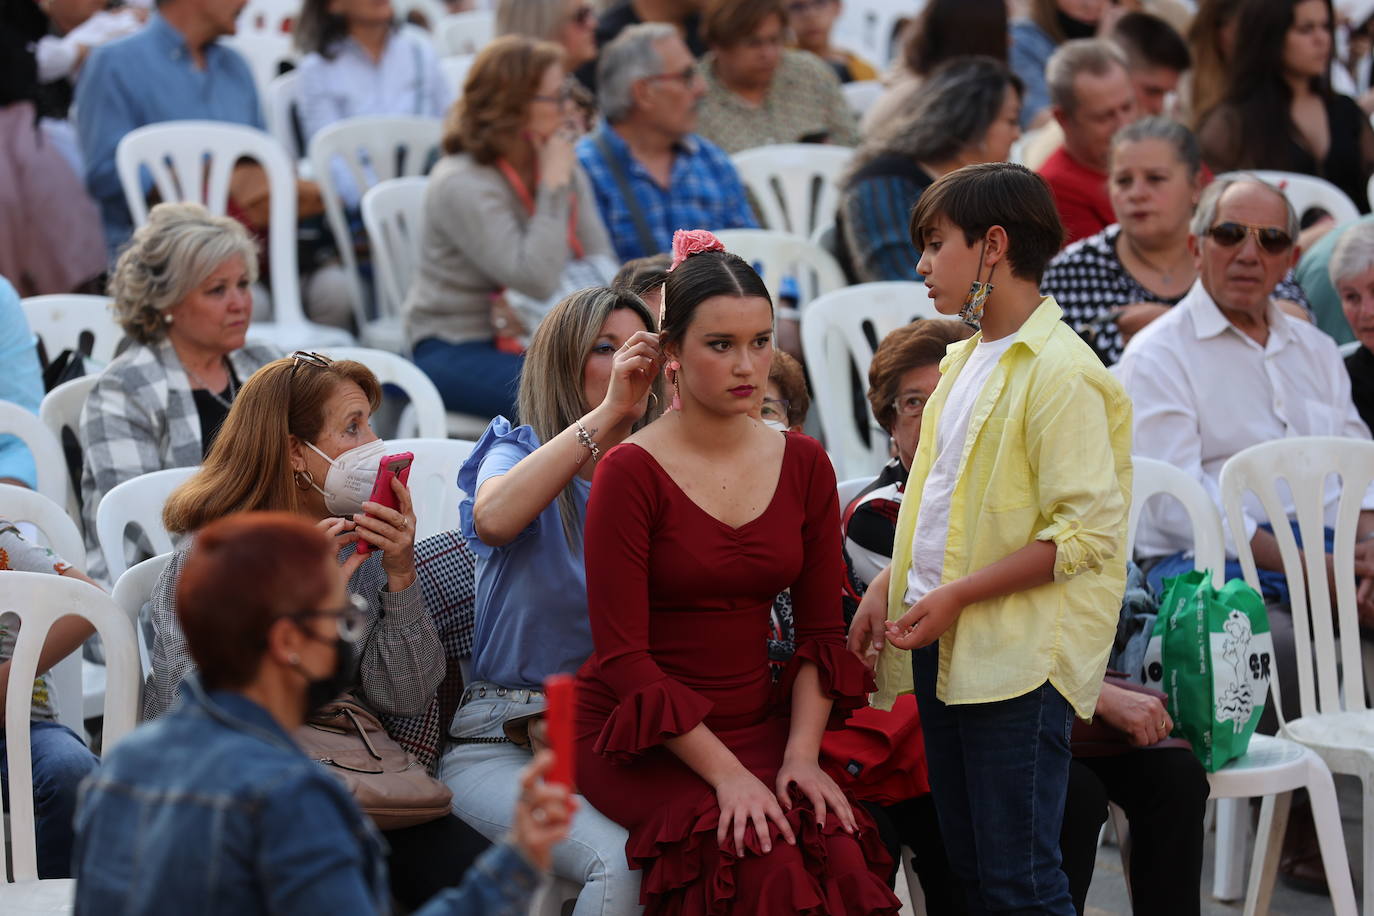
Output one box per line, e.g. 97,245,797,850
668,360,682,411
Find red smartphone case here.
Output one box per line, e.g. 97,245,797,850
355,452,413,555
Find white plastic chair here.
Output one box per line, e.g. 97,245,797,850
800,283,938,480
435,10,493,55
837,476,870,514
318,347,449,439
1220,436,1374,914
711,229,848,311
115,120,355,350
235,0,296,34
95,467,198,583
1218,170,1361,228
842,80,884,118
221,32,296,101
361,176,428,330
308,116,442,352
386,437,475,539
439,53,475,92
38,375,98,523
832,0,913,66
0,402,75,522
264,70,303,161
731,144,854,239
20,295,123,368
111,552,173,682
0,572,140,905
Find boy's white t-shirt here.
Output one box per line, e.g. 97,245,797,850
904,332,1018,606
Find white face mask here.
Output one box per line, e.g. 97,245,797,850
304,437,388,516
762,419,788,432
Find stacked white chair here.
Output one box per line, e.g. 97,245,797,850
1130,455,1356,913
1220,437,1374,914
1218,170,1361,227
435,10,494,56
20,295,123,369
309,116,442,353
711,229,847,311
731,144,854,240
0,403,76,521
264,70,304,161
235,0,297,34
115,120,355,350
800,282,938,480
95,466,198,583
0,572,140,913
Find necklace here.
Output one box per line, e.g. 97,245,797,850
185,358,237,410
1123,233,1194,287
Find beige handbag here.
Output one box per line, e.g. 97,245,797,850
295,697,453,830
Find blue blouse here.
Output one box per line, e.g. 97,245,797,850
458,418,593,689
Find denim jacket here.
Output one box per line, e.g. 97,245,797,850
74,678,540,916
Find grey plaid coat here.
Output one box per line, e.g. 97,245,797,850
78,336,278,583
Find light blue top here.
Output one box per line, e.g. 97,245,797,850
458,418,593,689
1010,18,1056,129
0,277,42,488
75,14,265,257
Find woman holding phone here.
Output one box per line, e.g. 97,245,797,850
440,286,660,916
143,351,488,908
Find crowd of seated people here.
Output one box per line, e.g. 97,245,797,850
9,0,1374,910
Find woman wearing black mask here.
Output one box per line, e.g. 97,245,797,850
1012,0,1112,128
142,351,484,908
74,512,575,914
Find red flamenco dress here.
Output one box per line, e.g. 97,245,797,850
574,432,900,915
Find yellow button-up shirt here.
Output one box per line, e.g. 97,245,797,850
875,297,1133,719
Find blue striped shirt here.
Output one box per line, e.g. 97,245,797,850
839,170,934,283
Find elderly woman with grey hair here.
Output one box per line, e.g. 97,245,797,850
78,202,278,582
836,56,1023,284
1330,221,1374,431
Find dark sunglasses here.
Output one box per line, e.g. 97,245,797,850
286,350,332,414
1204,221,1294,255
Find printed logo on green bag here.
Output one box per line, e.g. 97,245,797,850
1212,609,1274,734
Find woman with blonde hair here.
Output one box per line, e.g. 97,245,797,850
404,35,615,420
496,0,599,72
441,285,659,916
79,201,278,582
147,351,489,908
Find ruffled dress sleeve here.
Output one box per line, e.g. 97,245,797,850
582,444,715,763
776,434,875,723
457,416,543,560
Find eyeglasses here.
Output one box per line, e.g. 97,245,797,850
760,397,790,423
570,4,594,26
644,63,701,87
892,393,927,418
288,593,369,644
532,78,577,105
1204,222,1294,255
287,350,332,414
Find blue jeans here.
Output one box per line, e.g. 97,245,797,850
413,338,523,420
913,645,1076,915
1,720,99,878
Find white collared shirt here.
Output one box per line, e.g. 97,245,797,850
1117,280,1373,558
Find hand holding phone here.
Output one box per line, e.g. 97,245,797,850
355,452,413,555
543,674,576,788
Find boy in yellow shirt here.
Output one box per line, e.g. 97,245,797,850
848,162,1132,914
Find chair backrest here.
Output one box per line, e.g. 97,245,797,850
221,32,296,100
1127,457,1226,585
39,374,98,514
387,437,476,540
116,121,307,326
731,144,854,239
264,69,303,160
842,80,884,118
361,177,430,323
111,552,173,681
711,229,848,311
439,54,475,93
1219,436,1374,722
319,346,448,438
95,467,198,582
235,0,297,34
833,0,913,66
20,294,123,368
436,10,494,55
0,484,88,738
309,116,442,330
799,282,938,480
837,476,870,515
1,572,140,883
0,402,74,519
1217,170,1361,228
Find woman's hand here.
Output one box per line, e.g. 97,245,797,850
775,758,856,834
846,565,891,670
601,330,662,421
886,581,966,650
345,477,417,590
715,767,796,855
1096,681,1173,747
511,750,577,871
537,126,577,191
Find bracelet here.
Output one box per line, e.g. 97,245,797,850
574,418,601,462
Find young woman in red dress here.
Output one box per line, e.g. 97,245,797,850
573,230,899,915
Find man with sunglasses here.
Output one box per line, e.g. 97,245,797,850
1119,175,1374,730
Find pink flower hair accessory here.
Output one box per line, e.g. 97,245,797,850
669,229,726,271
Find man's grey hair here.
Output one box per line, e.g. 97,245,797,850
1046,38,1128,117
1190,175,1300,244
1329,221,1374,288
599,22,679,123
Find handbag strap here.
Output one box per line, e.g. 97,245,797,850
593,128,659,258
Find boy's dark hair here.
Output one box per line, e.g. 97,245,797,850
612,254,672,297
909,163,1065,284
1110,11,1191,73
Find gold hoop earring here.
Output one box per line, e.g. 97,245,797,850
293,469,315,491
647,390,660,412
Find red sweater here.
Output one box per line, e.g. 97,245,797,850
1038,146,1113,246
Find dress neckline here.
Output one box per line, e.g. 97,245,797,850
624,432,793,533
